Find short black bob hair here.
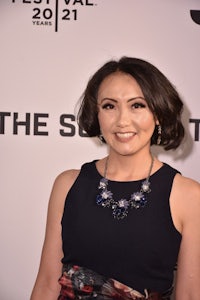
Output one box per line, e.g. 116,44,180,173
78,57,184,150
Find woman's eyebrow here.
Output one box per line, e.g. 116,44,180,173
127,96,145,102
99,96,145,104
99,98,118,103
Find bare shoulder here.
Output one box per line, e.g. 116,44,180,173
173,173,200,200
171,173,200,232
54,169,80,191
173,175,200,297
48,168,80,214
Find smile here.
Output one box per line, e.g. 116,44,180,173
116,132,136,139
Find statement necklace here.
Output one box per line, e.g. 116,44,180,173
96,155,154,220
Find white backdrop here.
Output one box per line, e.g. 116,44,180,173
0,1,200,299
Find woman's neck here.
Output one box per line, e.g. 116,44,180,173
104,150,154,181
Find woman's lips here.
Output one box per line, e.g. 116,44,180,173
115,132,136,141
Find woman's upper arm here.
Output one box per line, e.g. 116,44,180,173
172,176,200,299
31,169,79,299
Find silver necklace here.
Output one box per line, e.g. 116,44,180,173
96,155,154,220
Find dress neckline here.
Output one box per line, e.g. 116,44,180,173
94,160,166,183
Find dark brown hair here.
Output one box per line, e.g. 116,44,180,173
78,57,184,150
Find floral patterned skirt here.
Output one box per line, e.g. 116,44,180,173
58,264,172,300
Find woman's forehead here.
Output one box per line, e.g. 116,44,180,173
97,72,143,99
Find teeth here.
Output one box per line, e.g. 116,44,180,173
116,132,134,138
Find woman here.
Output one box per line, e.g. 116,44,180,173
30,57,200,300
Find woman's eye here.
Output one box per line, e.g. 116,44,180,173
132,102,146,109
102,103,115,110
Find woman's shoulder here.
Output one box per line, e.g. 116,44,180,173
172,173,200,220
53,160,99,192
47,168,81,215
56,160,98,179
170,173,200,233
172,173,200,208
173,173,200,197
54,169,80,192
56,168,80,181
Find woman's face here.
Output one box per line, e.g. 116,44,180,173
97,72,157,157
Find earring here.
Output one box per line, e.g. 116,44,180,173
157,125,162,145
99,134,104,144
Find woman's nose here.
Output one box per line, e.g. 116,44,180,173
116,108,131,127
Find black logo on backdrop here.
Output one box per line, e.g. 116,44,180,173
12,0,97,32
11,3,200,31
190,10,200,25
189,119,200,141
0,112,88,137
0,112,200,141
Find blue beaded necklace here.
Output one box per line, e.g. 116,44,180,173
96,155,154,220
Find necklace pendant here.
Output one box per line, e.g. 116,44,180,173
112,200,129,219
96,154,154,219
98,177,108,189
131,192,147,209
96,178,113,208
118,199,129,208
96,194,111,207
141,179,151,193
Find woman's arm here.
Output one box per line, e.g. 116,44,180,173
171,175,200,300
30,169,79,300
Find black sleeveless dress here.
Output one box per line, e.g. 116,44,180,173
61,161,182,294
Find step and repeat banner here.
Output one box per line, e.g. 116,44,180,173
0,1,200,299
